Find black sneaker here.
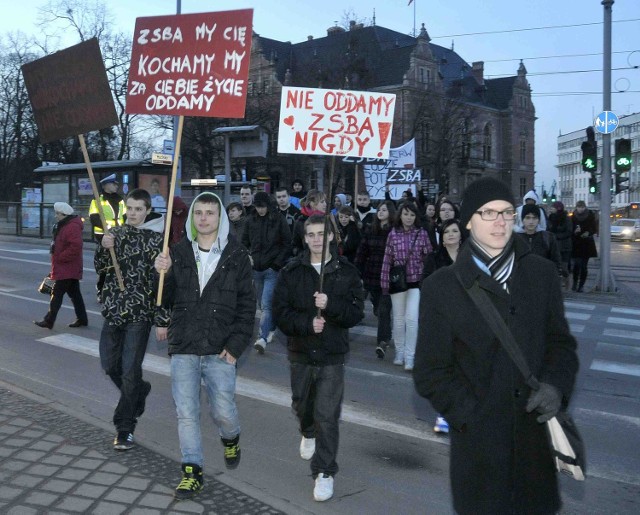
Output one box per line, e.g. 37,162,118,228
222,435,241,469
375,342,387,359
113,431,134,451
135,381,152,418
175,463,203,500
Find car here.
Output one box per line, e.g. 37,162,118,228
610,218,640,241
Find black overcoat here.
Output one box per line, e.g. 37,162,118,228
414,238,578,515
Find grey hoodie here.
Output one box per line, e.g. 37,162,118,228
515,190,547,233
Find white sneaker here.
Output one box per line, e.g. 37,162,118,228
266,330,276,343
433,416,450,434
404,358,414,371
254,338,266,354
313,473,334,502
299,436,315,460
393,354,404,366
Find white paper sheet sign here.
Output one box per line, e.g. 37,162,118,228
277,86,396,159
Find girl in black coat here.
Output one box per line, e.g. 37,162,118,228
570,200,598,292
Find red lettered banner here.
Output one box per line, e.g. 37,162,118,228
278,87,396,159
126,9,253,117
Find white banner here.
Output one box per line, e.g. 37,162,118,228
277,87,396,159
363,139,416,199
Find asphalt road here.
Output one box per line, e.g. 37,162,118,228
0,235,638,514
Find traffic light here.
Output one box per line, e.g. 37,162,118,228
581,141,598,172
542,190,548,203
588,175,599,194
615,173,629,195
551,193,557,202
615,138,632,172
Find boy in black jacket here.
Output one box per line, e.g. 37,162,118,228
155,192,255,500
273,215,365,502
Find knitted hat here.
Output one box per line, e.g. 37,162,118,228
551,201,564,212
54,202,74,215
521,203,540,220
459,177,515,227
253,191,271,207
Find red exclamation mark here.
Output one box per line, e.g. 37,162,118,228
377,122,391,157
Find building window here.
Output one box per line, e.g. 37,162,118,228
421,122,431,154
520,140,526,163
460,121,470,159
483,125,492,162
519,178,527,198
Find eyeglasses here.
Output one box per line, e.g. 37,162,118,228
475,208,517,221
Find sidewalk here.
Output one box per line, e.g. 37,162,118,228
0,385,284,515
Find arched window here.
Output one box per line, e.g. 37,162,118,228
483,124,492,162
421,122,431,154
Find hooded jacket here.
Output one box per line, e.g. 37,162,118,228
162,192,255,358
515,190,547,232
95,212,170,327
273,249,365,365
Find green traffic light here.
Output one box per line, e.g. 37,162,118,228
584,158,596,169
616,157,631,166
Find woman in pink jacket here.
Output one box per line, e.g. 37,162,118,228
34,202,88,329
381,201,432,370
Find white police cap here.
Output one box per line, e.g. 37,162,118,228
100,173,118,185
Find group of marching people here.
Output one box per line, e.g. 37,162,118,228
33,174,580,512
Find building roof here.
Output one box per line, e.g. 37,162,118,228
254,24,520,111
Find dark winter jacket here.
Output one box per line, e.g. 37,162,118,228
422,247,454,280
50,215,84,281
95,214,170,327
273,250,365,366
547,211,573,254
163,236,255,359
169,196,188,247
571,209,598,259
354,225,391,288
242,208,292,271
517,231,563,275
337,220,361,263
279,204,301,235
414,238,578,515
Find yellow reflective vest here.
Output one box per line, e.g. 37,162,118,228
89,196,125,235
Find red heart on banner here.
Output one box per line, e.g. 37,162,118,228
284,115,294,126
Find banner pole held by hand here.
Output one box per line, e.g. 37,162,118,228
317,155,336,317
78,134,125,291
156,115,184,306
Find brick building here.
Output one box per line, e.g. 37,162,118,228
184,21,536,202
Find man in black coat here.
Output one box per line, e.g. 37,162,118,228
273,215,365,503
414,178,579,515
155,192,255,500
242,191,292,354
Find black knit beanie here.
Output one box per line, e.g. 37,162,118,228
521,203,540,220
459,177,515,227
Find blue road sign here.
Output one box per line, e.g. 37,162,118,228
594,111,619,134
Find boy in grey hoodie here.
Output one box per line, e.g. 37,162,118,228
155,192,255,500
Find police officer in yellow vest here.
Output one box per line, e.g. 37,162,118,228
90,174,125,300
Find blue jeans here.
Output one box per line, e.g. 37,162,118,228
171,354,240,467
253,268,278,341
99,320,152,433
290,362,344,477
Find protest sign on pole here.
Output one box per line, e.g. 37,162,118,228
22,38,125,290
362,139,417,199
126,9,253,117
123,9,253,304
278,87,396,159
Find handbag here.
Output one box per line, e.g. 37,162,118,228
389,265,407,294
389,231,420,294
456,272,585,481
38,275,55,295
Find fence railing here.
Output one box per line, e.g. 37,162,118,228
0,202,94,241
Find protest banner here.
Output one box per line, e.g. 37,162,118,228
363,139,417,199
278,87,396,159
123,9,254,303
22,38,124,290
126,9,253,117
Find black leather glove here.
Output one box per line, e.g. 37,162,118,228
526,383,561,423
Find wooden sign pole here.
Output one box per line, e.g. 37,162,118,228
78,134,125,291
317,156,336,316
156,115,184,306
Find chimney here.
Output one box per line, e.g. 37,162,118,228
307,35,314,41
327,26,345,36
471,61,484,86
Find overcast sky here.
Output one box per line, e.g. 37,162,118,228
2,0,638,196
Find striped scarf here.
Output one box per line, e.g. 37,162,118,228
468,234,515,292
